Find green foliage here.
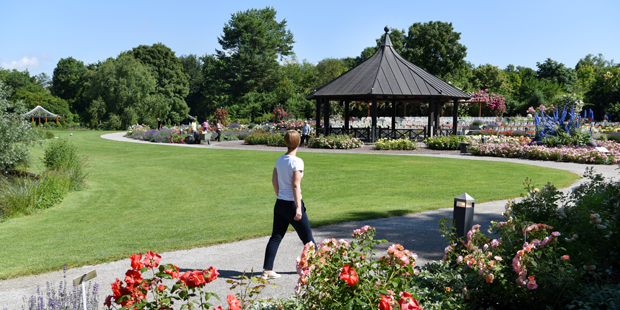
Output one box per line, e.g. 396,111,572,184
506,168,620,282
314,58,348,90
424,135,468,150
42,138,87,190
374,138,417,150
12,84,73,121
536,58,578,92
128,43,190,124
50,57,86,114
83,54,158,129
307,134,364,149
402,21,468,78
0,80,40,172
586,66,620,117
296,227,421,309
243,130,286,146
216,7,294,99
471,64,511,94
566,283,620,310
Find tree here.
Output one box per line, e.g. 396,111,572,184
471,64,511,94
575,53,616,71
216,7,295,99
375,28,406,54
12,84,73,122
127,43,190,123
82,55,158,129
50,57,86,112
1,69,35,97
0,80,39,172
179,54,205,119
536,58,577,92
401,21,467,78
314,58,348,90
586,66,620,118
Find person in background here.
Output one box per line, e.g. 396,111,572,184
202,119,210,132
301,121,311,147
604,112,610,123
216,121,223,142
262,130,315,279
157,117,162,130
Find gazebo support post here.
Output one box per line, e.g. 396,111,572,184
371,99,377,142
344,100,350,135
434,102,441,136
391,100,397,139
323,98,330,136
427,101,435,138
315,99,321,137
452,99,459,135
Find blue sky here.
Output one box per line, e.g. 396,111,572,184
1,0,619,77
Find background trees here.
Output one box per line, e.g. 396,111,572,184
3,8,619,124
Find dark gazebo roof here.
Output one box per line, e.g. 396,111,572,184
306,26,470,101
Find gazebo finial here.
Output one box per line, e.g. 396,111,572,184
384,25,390,33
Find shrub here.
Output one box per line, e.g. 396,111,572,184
0,80,40,172
424,136,469,150
43,138,79,171
374,138,417,150
307,134,363,149
244,130,285,146
44,130,55,139
296,226,421,309
0,175,38,218
506,168,620,277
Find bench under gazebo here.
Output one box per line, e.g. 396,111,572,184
305,26,471,142
23,105,64,125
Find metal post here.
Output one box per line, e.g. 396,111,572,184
315,99,321,137
392,100,397,139
323,98,330,136
371,99,378,142
344,100,350,135
452,99,459,135
82,280,87,310
428,101,435,138
435,102,441,136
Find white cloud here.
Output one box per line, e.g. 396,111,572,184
1,56,40,71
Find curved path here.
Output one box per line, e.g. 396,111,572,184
0,132,617,309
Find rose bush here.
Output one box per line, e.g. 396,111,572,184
295,226,422,309
104,251,241,310
307,134,363,149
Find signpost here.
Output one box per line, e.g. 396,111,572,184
74,270,97,310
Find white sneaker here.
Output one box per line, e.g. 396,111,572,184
261,270,281,279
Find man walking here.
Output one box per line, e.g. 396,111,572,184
301,121,311,147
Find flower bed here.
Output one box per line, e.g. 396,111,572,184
374,138,417,150
307,134,363,149
424,135,469,150
469,140,620,164
243,130,285,146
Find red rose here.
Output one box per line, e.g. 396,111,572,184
164,265,180,278
205,266,219,283
398,291,422,310
157,284,165,291
227,295,241,310
378,294,393,310
104,295,113,308
124,269,143,287
179,270,206,288
111,278,123,298
144,251,161,269
130,253,143,271
339,265,359,286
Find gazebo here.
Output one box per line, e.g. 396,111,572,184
23,105,63,125
305,26,471,142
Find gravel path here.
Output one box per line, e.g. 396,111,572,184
0,132,617,309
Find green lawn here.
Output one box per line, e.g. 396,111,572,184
0,131,579,279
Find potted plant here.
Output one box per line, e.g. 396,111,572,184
469,120,484,131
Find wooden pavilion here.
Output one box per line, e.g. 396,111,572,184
305,26,471,142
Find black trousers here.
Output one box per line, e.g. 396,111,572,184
263,199,315,270
216,129,221,141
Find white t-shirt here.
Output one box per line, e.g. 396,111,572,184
275,154,304,201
